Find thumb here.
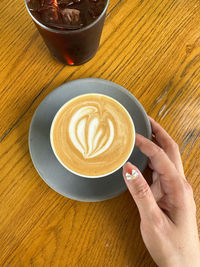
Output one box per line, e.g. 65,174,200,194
123,162,160,221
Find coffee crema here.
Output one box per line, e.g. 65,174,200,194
51,94,135,177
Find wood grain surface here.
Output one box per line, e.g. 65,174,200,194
1,0,200,266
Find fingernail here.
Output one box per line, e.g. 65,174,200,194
125,169,139,180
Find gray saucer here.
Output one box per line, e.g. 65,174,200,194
29,78,151,202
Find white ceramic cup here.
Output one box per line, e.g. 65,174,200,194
50,94,135,178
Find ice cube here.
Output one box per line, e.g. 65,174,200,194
57,0,79,6
61,8,80,24
27,0,41,11
88,0,105,18
42,0,58,7
40,6,61,24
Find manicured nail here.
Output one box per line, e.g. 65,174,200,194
125,169,139,180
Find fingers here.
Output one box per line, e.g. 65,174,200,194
123,162,161,221
136,133,176,176
135,134,182,195
149,117,184,176
150,179,164,202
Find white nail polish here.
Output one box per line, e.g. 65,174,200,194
125,169,139,180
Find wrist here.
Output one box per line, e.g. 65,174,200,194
160,254,200,267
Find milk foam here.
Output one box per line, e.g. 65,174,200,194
69,106,114,158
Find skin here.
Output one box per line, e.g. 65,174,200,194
123,117,200,267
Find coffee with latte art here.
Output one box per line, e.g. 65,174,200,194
50,94,135,177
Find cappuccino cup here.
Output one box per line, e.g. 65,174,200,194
50,93,135,178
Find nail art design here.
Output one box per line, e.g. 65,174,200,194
125,169,139,180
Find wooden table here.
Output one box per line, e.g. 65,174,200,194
1,0,200,266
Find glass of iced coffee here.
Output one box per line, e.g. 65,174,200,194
25,0,109,65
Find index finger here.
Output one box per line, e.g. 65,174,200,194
149,117,184,175
135,134,182,194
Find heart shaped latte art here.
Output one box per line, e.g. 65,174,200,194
69,106,114,159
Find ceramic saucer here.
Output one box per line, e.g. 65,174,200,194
29,78,151,202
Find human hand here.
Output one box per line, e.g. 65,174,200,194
123,117,200,267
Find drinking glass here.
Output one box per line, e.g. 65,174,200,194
25,0,109,65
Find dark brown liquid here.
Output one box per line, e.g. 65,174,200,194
27,0,106,30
